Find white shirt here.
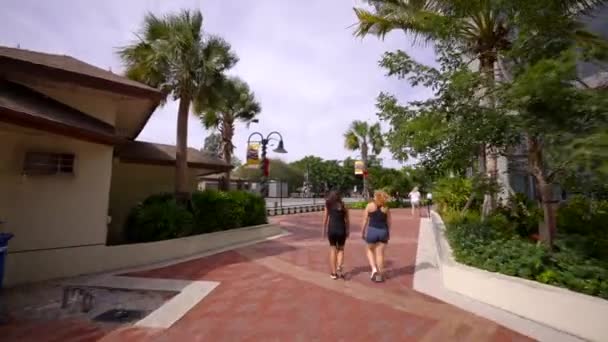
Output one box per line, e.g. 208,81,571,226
409,191,421,203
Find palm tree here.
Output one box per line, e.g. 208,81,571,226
344,121,384,199
118,10,237,202
199,77,261,190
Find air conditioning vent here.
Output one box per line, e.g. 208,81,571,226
23,152,75,176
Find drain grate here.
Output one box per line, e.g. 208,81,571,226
93,309,147,323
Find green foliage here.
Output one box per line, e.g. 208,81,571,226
432,177,472,212
125,193,194,243
347,200,401,209
557,196,608,259
444,207,608,299
125,190,267,243
495,193,542,237
443,196,608,299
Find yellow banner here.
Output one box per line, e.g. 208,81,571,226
354,160,364,175
246,142,260,167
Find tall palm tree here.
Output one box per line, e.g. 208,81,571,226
118,10,237,202
199,77,261,190
344,121,384,199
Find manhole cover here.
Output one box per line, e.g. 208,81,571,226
93,309,147,323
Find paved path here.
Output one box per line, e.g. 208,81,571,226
1,210,534,341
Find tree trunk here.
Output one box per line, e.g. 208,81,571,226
361,142,370,200
526,134,556,247
175,97,191,203
480,57,497,218
221,116,234,191
462,144,486,214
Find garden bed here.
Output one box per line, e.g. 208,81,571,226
431,211,608,342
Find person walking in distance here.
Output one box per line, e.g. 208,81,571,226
408,186,421,216
322,191,350,279
361,190,391,282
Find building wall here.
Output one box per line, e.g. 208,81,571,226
107,162,203,245
0,124,113,253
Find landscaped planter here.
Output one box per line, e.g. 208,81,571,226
430,211,608,342
5,224,283,287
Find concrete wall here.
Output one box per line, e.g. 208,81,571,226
107,162,202,245
5,224,282,286
430,212,608,342
0,124,113,253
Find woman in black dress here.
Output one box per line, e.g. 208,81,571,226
322,191,350,279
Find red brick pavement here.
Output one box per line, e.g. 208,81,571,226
2,210,536,341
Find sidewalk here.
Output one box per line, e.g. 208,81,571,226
2,210,536,341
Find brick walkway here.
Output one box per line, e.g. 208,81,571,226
1,210,535,341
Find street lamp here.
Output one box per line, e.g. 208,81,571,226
247,131,287,197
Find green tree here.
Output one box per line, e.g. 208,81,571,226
199,77,261,190
202,131,222,158
234,159,304,193
353,0,605,214
344,120,384,198
119,10,237,201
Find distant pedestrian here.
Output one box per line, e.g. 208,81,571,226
322,191,350,279
361,190,391,282
409,187,421,216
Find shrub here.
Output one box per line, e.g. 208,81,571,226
433,177,473,212
443,211,608,299
558,196,608,259
126,190,267,243
495,193,542,237
125,195,193,243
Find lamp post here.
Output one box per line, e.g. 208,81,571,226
247,131,287,198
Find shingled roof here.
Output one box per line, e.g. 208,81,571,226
115,140,232,171
0,46,161,100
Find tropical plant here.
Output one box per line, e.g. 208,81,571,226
199,76,261,190
118,10,238,201
344,120,384,198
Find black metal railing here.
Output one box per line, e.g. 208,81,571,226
266,204,325,216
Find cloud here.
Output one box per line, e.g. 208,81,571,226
0,0,436,169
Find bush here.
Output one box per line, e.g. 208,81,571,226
433,177,473,212
125,195,194,243
495,193,542,237
443,211,608,299
125,190,267,243
558,196,608,259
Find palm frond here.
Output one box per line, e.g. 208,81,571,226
369,122,385,155
344,131,361,151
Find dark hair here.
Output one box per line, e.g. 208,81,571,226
325,191,344,211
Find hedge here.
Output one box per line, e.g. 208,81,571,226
125,190,267,243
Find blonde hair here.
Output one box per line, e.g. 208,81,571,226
373,190,390,207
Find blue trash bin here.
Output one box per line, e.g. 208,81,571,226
0,232,13,289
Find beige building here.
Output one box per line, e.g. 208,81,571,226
0,46,231,284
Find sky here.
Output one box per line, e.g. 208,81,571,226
0,0,436,168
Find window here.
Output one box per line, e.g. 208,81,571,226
23,152,75,176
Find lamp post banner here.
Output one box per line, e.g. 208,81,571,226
246,142,260,167
354,160,365,175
